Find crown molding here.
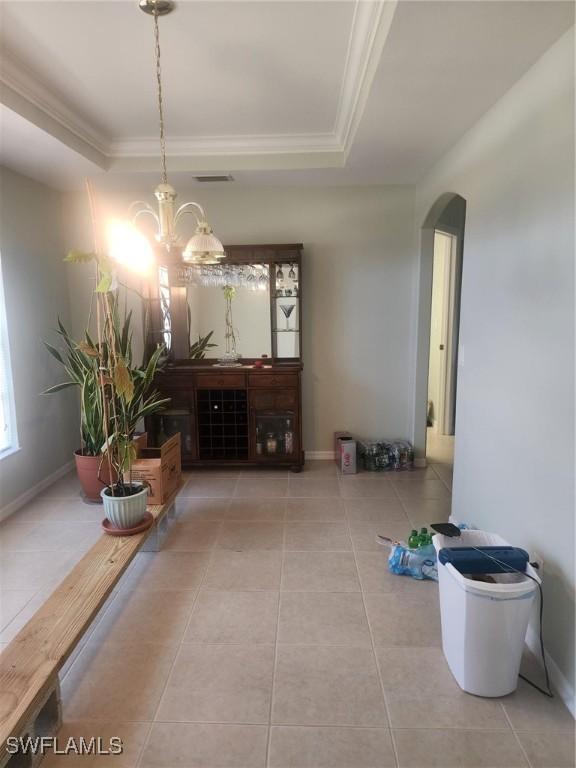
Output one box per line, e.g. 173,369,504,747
109,132,341,158
334,0,398,156
0,1,396,171
0,49,110,167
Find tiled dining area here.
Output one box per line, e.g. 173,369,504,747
0,460,573,767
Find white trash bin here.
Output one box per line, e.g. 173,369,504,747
433,529,540,697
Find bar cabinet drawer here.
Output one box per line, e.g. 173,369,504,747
248,374,298,388
250,389,297,410
195,373,246,389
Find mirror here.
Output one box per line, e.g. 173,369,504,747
185,264,272,359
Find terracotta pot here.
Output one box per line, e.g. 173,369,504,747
74,451,117,503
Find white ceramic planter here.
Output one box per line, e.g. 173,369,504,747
101,484,148,529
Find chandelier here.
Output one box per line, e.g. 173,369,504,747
120,0,225,267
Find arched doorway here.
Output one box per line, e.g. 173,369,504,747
413,193,466,464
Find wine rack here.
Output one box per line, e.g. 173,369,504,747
197,389,248,460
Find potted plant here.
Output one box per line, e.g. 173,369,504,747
62,247,170,528
43,320,114,502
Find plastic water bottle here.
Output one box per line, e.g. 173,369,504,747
417,527,429,547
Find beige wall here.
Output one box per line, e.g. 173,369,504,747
0,165,78,511
415,29,575,703
65,185,416,453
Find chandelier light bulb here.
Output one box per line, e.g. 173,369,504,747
107,219,154,275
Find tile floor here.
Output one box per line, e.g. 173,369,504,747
0,458,573,767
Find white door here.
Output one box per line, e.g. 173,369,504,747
428,230,458,435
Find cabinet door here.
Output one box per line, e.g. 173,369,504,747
146,389,196,461
249,389,299,460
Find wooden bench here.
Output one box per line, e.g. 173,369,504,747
0,485,180,767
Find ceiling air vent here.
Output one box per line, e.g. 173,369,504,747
194,175,234,183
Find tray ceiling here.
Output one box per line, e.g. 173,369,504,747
0,0,573,189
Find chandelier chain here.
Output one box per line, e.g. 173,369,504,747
153,4,168,185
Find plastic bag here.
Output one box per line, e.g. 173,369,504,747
388,543,438,581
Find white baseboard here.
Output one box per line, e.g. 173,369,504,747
526,625,575,718
0,459,75,523
305,451,335,460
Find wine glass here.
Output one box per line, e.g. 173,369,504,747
280,303,295,330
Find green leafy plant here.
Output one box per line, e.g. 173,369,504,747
43,319,105,457
190,330,218,359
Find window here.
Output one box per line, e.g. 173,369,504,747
0,256,18,456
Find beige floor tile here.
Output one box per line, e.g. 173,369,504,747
91,589,196,645
300,461,338,477
388,692,510,730
175,497,229,522
376,646,461,696
285,499,346,522
356,550,440,595
282,552,360,592
339,478,397,499
502,679,575,731
42,471,82,498
284,522,351,551
162,521,221,551
278,592,371,646
0,588,36,629
234,479,288,498
203,550,282,591
63,642,177,721
240,467,290,478
376,647,508,729
180,478,238,498
389,467,439,482
431,463,453,489
395,479,451,500
226,499,286,521
365,592,441,646
185,468,242,479
401,497,452,528
0,550,79,590
349,520,411,551
393,728,528,767
120,552,209,591
14,498,104,523
344,498,406,522
516,731,576,768
0,521,39,550
141,722,268,767
269,725,396,767
272,645,387,726
157,643,275,723
184,590,279,644
42,721,150,767
216,521,284,550
0,589,54,642
0,520,100,552
288,478,341,498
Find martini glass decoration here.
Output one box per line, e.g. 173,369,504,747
280,303,295,330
